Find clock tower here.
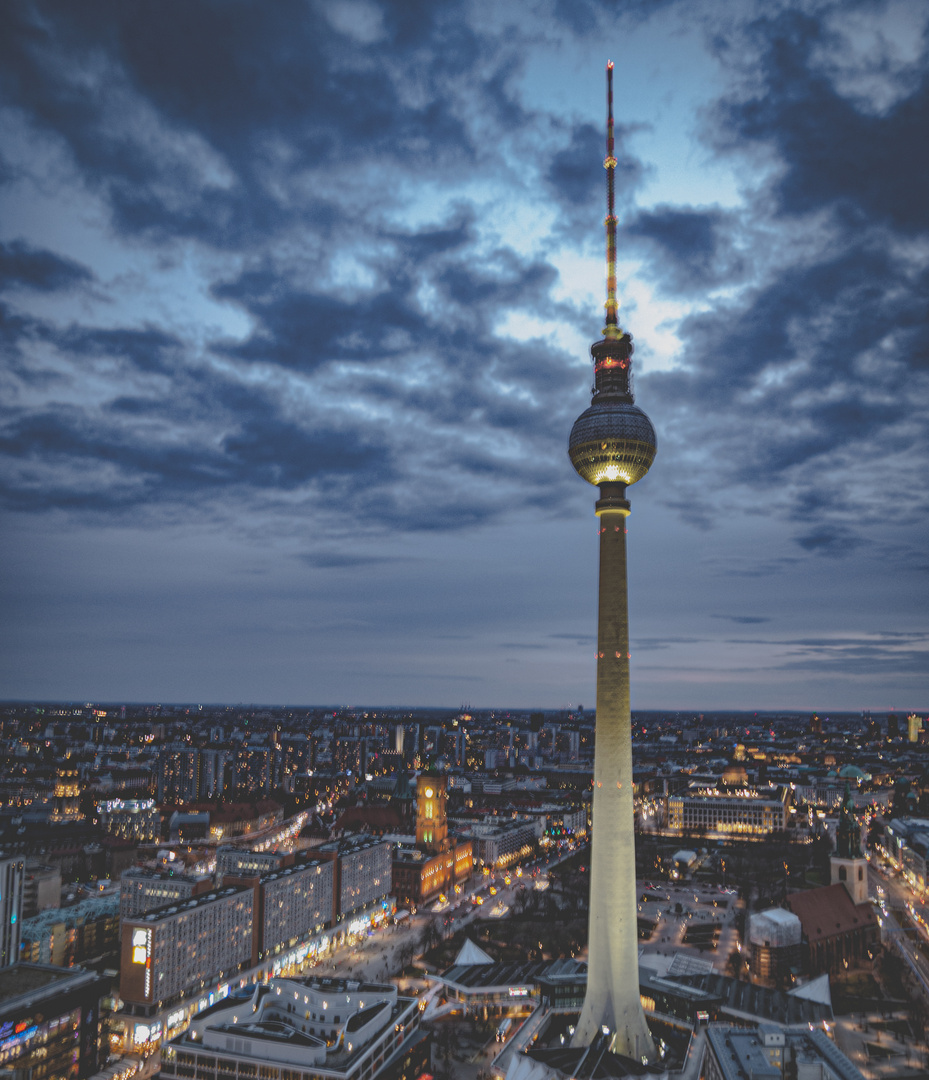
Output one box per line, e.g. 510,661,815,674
416,773,448,853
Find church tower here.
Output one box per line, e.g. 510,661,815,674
831,781,868,905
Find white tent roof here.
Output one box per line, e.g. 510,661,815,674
454,938,494,966
789,973,832,1008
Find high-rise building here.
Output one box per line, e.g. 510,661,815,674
567,62,656,1061
0,856,24,968
157,746,201,804
120,886,255,1010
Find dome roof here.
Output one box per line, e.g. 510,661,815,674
569,400,657,487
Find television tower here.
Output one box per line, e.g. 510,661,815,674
568,62,657,1061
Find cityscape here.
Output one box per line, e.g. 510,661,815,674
1,701,929,1080
2,2,928,1080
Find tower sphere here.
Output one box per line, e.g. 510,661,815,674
569,398,657,487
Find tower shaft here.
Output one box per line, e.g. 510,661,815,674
572,497,655,1060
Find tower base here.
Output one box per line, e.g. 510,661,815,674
571,992,656,1062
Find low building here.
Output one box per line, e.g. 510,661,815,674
456,819,539,871
22,861,61,919
430,956,585,1016
216,845,288,882
19,895,119,967
749,908,802,987
161,975,423,1080
392,842,473,910
702,1023,864,1080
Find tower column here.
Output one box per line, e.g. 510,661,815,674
568,61,657,1062
572,495,654,1060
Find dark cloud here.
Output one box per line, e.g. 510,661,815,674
0,240,94,292
548,632,596,645
63,326,184,373
296,552,408,570
625,206,744,292
634,3,929,561
793,528,862,556
710,8,929,232
0,0,520,247
0,382,394,513
549,0,679,36
711,614,770,624
547,122,644,211
774,632,929,677
651,235,928,547
632,637,702,651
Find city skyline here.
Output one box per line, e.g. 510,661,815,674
2,0,928,711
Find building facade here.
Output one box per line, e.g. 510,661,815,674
0,856,24,968
318,837,392,925
120,886,255,1009
259,860,334,958
0,963,111,1080
120,867,213,918
667,786,789,836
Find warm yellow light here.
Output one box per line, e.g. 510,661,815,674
424,787,434,799
132,945,147,964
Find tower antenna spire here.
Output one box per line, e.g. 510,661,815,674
604,60,620,337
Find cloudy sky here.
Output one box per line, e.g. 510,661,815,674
1,0,927,711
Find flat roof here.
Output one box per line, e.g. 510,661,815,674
0,964,103,1012
130,885,250,923
436,958,584,992
214,1021,322,1049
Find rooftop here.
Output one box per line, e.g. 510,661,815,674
0,963,105,1013
787,884,878,944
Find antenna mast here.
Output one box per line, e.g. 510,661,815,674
604,60,619,337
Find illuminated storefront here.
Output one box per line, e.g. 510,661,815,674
0,964,110,1079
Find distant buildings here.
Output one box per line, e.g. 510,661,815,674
95,797,160,842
